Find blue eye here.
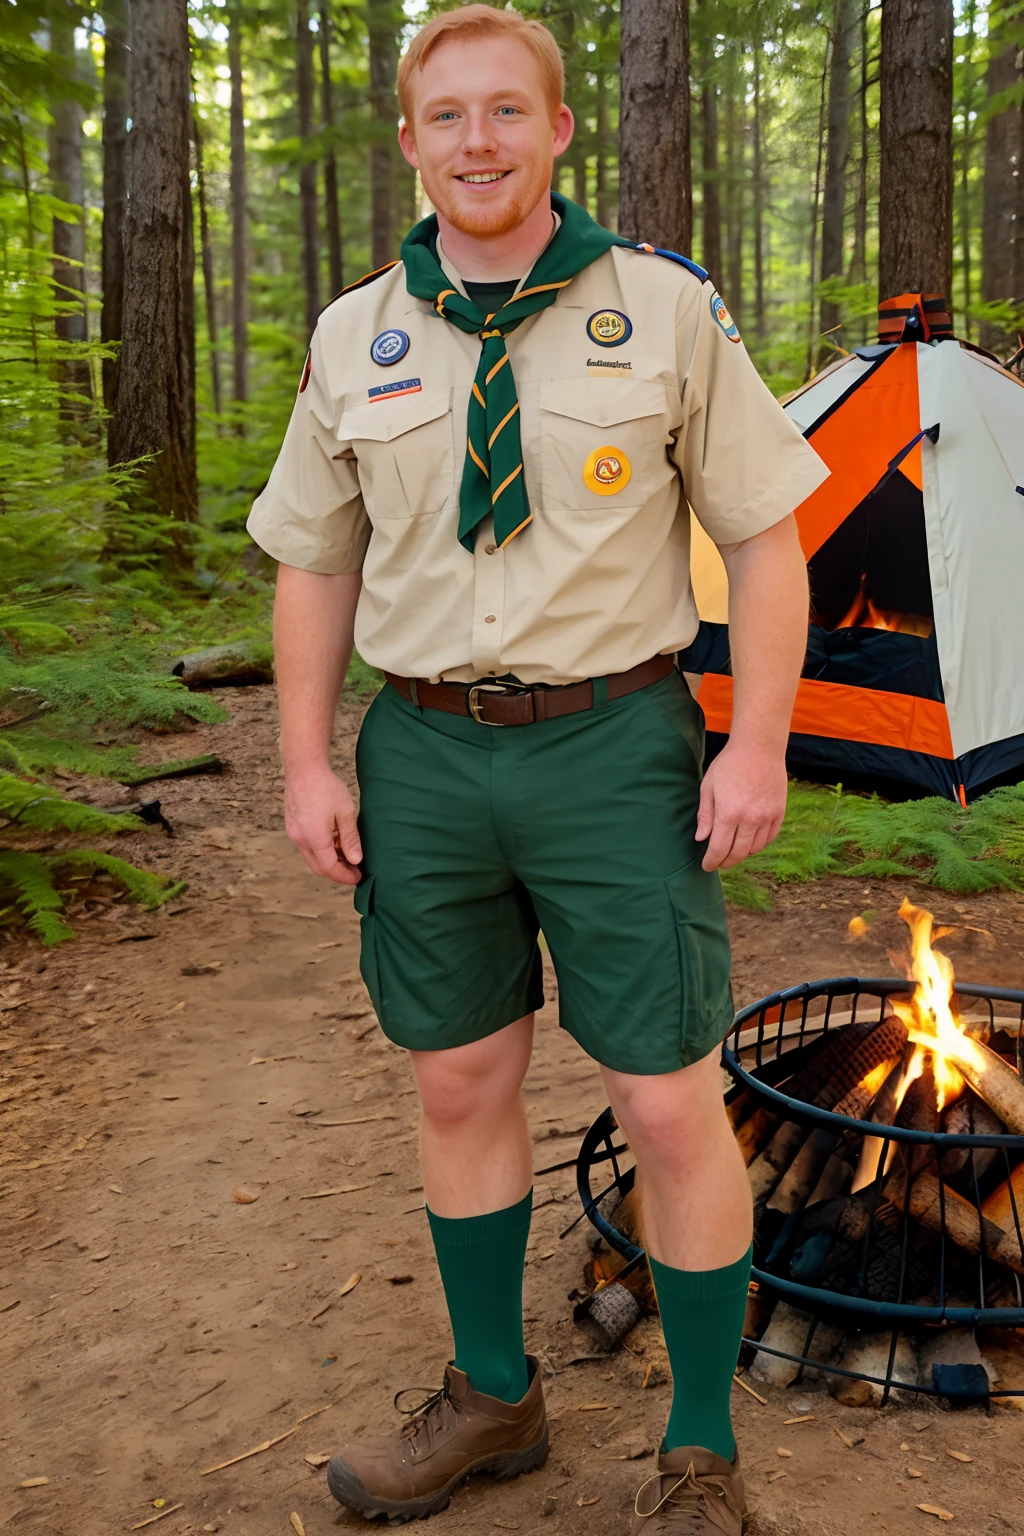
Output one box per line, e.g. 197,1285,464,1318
436,111,457,122
497,106,519,116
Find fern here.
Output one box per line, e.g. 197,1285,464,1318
50,849,187,908
0,850,73,944
722,781,1024,908
0,774,144,836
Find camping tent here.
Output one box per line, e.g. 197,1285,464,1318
682,294,1024,802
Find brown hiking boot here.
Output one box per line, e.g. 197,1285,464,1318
630,1447,745,1534
326,1356,548,1522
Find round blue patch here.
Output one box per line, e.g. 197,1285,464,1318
370,328,410,366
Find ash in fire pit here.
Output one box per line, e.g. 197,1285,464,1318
574,901,1024,1409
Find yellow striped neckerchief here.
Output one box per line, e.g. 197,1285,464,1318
400,193,633,551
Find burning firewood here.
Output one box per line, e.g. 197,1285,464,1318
891,900,1024,1136
979,1161,1024,1235
885,1167,1024,1277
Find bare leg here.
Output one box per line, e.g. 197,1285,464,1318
411,1012,535,1218
601,1047,751,1267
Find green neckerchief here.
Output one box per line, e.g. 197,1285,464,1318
401,193,632,551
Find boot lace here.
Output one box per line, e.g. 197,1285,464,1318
634,1462,728,1524
393,1383,465,1457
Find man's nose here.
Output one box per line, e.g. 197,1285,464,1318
460,110,499,156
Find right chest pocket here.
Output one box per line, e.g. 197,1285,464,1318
339,389,454,520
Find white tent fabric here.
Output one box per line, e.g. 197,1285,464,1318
918,343,1024,758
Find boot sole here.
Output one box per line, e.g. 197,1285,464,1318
326,1424,550,1523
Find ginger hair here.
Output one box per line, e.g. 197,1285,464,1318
397,4,565,125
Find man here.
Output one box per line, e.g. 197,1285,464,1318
248,6,827,1530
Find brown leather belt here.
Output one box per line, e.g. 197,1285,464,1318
384,653,676,727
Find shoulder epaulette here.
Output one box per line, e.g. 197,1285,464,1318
634,243,709,283
323,260,401,311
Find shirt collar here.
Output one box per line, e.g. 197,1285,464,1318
406,209,563,312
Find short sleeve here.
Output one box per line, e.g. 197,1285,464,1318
671,281,830,546
246,327,371,574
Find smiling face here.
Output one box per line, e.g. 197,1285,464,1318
398,34,574,240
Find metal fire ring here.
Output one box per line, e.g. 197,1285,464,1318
576,976,1024,1400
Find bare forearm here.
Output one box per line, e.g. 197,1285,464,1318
274,564,361,778
721,514,807,753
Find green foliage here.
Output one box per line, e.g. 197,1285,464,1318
0,774,186,945
724,782,1024,908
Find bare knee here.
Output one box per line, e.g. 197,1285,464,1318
605,1053,730,1175
413,1016,532,1131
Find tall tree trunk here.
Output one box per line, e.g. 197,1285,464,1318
958,0,978,338
618,0,692,252
819,0,853,354
807,33,830,375
751,35,766,338
725,42,744,320
101,0,128,415
296,0,320,334
847,1,869,289
980,40,1024,354
228,3,248,418
878,0,954,302
595,60,614,228
319,1,343,294
107,0,197,559
368,0,398,268
50,0,91,426
191,105,222,420
700,39,723,285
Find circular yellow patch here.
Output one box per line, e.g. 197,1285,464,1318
586,309,631,346
583,446,632,496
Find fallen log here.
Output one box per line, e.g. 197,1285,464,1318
885,1167,1024,1277
118,753,224,786
170,642,274,689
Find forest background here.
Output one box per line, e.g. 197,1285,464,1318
1,0,1023,942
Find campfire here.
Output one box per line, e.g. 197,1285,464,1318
828,580,933,638
575,903,1024,1407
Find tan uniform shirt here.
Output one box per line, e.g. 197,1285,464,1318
247,243,829,685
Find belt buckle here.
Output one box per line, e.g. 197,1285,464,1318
466,680,529,726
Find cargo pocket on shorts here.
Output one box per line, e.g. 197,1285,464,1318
664,861,733,1059
352,872,383,1022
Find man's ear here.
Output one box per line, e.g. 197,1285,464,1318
551,104,574,161
398,120,420,170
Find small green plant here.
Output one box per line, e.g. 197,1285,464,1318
0,774,185,944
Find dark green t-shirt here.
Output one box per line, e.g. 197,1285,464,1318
463,279,520,311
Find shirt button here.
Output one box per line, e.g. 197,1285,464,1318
485,543,496,555
484,614,496,624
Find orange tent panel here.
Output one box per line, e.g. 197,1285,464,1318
698,673,954,760
795,344,922,560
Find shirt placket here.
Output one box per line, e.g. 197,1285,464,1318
470,511,505,677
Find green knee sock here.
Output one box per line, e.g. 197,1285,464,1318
426,1190,532,1404
649,1247,752,1462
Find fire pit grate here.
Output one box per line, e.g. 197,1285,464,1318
575,975,1024,1405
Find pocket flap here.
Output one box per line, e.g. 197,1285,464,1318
340,389,452,443
352,871,376,915
539,378,671,428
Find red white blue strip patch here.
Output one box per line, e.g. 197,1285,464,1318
368,377,422,401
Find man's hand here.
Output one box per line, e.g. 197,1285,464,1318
695,739,787,872
284,767,363,886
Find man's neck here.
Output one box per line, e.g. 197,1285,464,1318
435,195,555,282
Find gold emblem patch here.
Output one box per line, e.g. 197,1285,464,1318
583,445,632,496
586,309,632,347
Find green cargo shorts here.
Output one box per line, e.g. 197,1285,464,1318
352,669,733,1076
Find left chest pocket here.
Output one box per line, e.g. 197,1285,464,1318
536,378,676,512
339,389,454,520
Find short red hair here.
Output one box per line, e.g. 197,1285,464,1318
397,4,565,124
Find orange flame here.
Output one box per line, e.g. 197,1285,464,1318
889,897,981,1111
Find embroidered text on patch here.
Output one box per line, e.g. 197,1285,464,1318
368,378,423,401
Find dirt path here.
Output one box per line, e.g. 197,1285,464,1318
2,687,1023,1536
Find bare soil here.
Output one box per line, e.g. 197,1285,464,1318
2,687,1023,1536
